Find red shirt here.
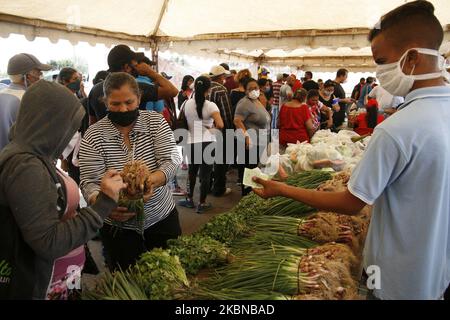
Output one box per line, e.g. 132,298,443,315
279,103,312,145
354,113,384,136
224,77,238,93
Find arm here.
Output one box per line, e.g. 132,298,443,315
79,135,106,205
326,109,334,128
252,178,366,216
135,63,178,99
305,118,316,139
320,105,334,128
4,157,120,261
339,98,354,104
234,116,251,148
211,111,224,129
152,115,182,187
254,129,408,216
233,116,246,133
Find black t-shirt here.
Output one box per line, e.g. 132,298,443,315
230,90,246,116
88,80,159,120
302,80,319,92
79,98,90,136
333,83,347,127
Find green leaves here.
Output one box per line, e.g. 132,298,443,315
133,248,189,300
167,235,231,275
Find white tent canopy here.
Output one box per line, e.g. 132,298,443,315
1,0,450,70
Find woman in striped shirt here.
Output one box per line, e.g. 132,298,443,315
79,72,182,270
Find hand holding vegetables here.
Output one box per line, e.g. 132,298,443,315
100,169,127,203
252,176,284,199
109,206,136,222
113,161,154,231
120,160,153,200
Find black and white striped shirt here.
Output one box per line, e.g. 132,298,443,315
79,111,181,232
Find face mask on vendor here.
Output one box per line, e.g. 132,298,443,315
105,81,141,127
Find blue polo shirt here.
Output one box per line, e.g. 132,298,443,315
0,83,25,150
348,85,450,300
136,76,164,113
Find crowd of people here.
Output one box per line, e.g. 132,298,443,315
0,0,448,301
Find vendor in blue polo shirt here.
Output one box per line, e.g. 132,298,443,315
252,0,450,300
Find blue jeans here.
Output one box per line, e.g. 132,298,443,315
271,105,280,129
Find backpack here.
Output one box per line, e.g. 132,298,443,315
0,155,66,299
174,100,188,131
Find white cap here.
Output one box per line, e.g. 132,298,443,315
209,65,231,78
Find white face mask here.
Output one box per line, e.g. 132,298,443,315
376,48,448,97
248,89,260,100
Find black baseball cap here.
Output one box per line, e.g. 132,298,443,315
107,45,138,72
135,52,156,66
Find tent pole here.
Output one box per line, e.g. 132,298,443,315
152,40,159,73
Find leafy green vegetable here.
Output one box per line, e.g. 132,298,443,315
133,248,190,300
168,235,231,275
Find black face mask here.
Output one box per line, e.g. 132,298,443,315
108,109,139,127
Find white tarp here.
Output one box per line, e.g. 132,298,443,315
1,0,449,37
1,0,450,67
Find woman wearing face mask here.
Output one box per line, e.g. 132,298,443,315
58,68,87,100
79,72,182,271
57,68,90,183
234,78,271,196
319,80,340,130
0,80,124,299
177,75,195,110
177,76,224,213
279,88,315,147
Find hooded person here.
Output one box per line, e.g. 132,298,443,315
0,80,124,299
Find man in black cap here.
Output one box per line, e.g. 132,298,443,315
88,44,178,124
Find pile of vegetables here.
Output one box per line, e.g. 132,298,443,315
167,235,232,275
193,243,359,300
84,164,371,301
132,248,190,300
298,212,369,255
197,211,250,245
85,249,190,300
267,129,370,174
263,170,332,216
295,243,359,300
195,245,309,297
83,270,149,300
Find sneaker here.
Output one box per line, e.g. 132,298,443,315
196,203,212,214
172,186,186,196
213,187,232,197
178,198,195,208
223,188,232,196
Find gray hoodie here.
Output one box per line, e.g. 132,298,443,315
0,80,117,299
